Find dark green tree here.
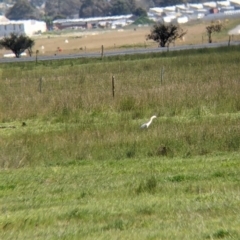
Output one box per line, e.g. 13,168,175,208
6,0,40,20
79,0,111,18
110,0,132,15
44,1,59,17
30,0,45,7
42,15,53,30
128,0,137,12
133,7,147,17
45,0,80,18
146,23,187,47
0,33,35,58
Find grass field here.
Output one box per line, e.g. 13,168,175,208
1,153,240,239
0,20,240,238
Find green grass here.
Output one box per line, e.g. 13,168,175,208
0,45,240,239
132,16,155,25
1,153,240,239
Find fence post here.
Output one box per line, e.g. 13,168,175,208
228,35,231,46
112,75,115,98
36,50,39,64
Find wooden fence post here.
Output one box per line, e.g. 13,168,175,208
112,75,115,98
228,35,231,46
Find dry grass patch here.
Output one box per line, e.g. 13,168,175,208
0,18,240,57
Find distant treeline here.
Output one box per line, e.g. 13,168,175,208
5,0,207,21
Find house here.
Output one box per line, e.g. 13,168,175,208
0,19,47,37
229,0,240,7
148,7,164,17
0,15,9,23
203,2,217,8
176,4,189,13
217,1,231,7
187,3,204,11
177,16,189,24
209,7,219,13
163,15,177,23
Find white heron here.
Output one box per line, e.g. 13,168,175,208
140,115,157,129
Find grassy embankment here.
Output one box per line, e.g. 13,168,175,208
0,46,240,239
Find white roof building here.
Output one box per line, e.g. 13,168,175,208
53,15,133,29
176,4,188,11
149,7,164,15
148,0,240,24
163,15,177,23
203,2,217,8
177,16,189,23
187,3,204,10
229,0,240,5
164,6,176,12
0,19,47,37
217,1,231,7
0,15,9,23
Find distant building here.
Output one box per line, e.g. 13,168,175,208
229,0,240,7
0,15,9,23
209,7,219,13
149,0,240,24
0,19,47,37
53,15,133,30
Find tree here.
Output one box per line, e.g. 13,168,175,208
6,0,40,20
42,15,53,30
45,0,80,18
146,23,187,47
133,7,147,17
206,21,224,43
136,0,155,9
0,33,35,58
31,0,46,7
79,0,111,18
110,0,132,15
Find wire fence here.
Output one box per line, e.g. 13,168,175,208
1,64,167,98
